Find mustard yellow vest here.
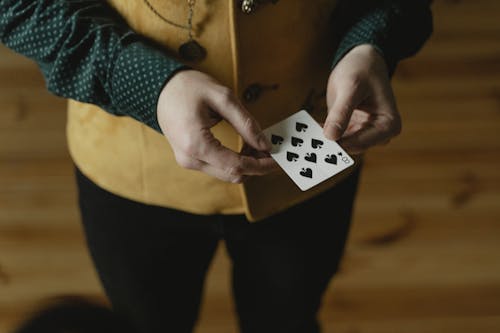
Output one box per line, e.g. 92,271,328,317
67,0,359,221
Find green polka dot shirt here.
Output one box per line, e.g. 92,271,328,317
0,0,432,134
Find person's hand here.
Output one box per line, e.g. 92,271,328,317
157,70,278,183
324,44,402,154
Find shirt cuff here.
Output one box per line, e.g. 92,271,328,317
331,2,433,78
331,6,398,76
111,41,189,133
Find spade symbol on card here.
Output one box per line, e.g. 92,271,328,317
271,134,284,145
311,139,323,149
295,122,308,132
300,168,313,178
324,154,338,165
286,151,299,162
291,137,304,147
304,153,317,163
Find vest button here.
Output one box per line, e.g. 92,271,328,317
241,0,279,14
242,83,279,103
243,84,263,103
241,0,256,14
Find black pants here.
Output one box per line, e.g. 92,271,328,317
75,166,361,333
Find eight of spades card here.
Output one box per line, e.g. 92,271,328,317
263,110,355,191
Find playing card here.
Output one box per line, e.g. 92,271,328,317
263,110,354,191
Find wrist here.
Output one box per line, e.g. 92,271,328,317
156,67,194,115
349,44,390,77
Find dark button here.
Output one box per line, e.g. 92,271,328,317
243,84,263,103
241,0,257,14
243,83,279,103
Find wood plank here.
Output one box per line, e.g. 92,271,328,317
2,1,500,332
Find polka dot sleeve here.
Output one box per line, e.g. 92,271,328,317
331,0,433,76
0,0,187,133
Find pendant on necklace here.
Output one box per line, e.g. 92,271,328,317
179,39,206,62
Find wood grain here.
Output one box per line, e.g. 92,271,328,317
1,1,499,332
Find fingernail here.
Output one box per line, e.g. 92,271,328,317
258,133,272,151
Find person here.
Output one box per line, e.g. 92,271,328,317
0,1,433,332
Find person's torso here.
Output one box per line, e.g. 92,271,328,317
67,0,359,221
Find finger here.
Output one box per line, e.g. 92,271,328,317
200,162,247,183
339,114,400,154
175,152,245,183
324,80,368,141
190,129,279,177
206,87,271,151
202,152,277,181
240,143,280,174
204,146,278,177
240,143,274,159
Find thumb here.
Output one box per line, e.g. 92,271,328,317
207,88,271,151
324,86,366,141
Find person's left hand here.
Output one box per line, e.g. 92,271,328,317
324,44,402,155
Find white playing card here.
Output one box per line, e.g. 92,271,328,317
263,110,354,191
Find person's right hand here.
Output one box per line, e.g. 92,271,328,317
157,69,278,183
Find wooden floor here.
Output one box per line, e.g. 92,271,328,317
1,1,500,332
